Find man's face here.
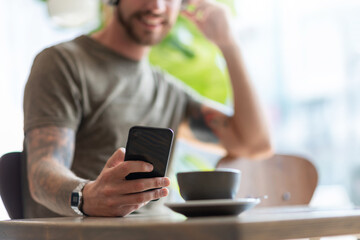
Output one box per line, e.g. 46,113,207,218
116,0,182,46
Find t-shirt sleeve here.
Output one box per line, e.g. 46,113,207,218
23,46,82,133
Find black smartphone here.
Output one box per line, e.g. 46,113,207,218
124,126,174,180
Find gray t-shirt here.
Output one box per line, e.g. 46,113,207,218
23,35,201,218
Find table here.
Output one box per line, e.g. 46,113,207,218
1,206,360,240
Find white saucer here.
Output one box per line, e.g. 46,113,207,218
165,198,260,217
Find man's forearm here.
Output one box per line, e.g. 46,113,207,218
28,159,85,216
181,0,272,158
219,40,272,157
26,126,85,216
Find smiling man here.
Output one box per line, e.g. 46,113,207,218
23,0,272,218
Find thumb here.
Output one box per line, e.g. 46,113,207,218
105,148,126,168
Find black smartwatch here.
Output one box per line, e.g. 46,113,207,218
70,181,89,216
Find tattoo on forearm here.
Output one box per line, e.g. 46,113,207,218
203,111,230,129
26,127,74,168
25,126,76,214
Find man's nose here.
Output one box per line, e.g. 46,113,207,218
145,0,167,12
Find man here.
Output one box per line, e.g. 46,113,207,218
23,0,272,218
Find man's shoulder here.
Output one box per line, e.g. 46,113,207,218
36,35,86,59
59,35,89,53
32,35,91,70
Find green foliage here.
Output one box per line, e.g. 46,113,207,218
150,0,236,104
149,16,231,104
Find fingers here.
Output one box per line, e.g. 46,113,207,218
182,0,210,15
113,160,154,179
181,0,224,30
82,176,170,217
88,149,171,216
103,158,169,192
181,1,204,20
99,187,169,217
120,177,171,194
105,148,155,180
182,0,228,22
111,188,169,216
181,0,232,47
118,187,169,206
105,148,125,168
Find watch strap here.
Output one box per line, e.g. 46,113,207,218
70,181,89,216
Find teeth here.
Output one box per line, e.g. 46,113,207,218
141,16,162,26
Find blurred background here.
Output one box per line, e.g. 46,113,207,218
1,0,360,220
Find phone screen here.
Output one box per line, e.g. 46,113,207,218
124,126,174,180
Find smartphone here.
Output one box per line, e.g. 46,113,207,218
124,126,174,180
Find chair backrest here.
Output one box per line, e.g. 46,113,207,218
0,152,23,219
217,154,318,207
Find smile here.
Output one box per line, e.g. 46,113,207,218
138,14,166,29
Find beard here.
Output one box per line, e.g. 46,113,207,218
116,8,172,46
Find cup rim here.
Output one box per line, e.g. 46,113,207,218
177,168,240,175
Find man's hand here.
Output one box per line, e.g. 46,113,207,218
82,148,171,217
181,0,234,48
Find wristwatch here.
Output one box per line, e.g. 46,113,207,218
70,181,89,216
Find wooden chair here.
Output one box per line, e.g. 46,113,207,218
217,154,318,207
0,152,23,219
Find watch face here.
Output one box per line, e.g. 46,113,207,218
71,192,80,207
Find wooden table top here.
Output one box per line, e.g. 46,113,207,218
1,206,360,240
